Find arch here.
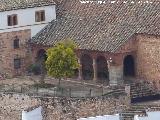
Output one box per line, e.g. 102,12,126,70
123,55,135,77
37,49,47,61
96,56,109,81
81,54,93,80
35,49,47,75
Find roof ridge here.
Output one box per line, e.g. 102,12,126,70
0,0,56,12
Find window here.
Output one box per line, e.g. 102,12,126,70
13,38,20,49
14,58,21,69
7,14,18,26
35,10,45,22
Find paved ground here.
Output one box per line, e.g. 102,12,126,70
0,75,108,86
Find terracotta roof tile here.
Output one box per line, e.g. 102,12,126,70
31,0,160,52
0,0,55,12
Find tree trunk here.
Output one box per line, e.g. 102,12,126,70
40,73,45,84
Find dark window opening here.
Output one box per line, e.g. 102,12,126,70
35,10,45,22
14,39,20,49
8,16,12,26
8,14,18,26
14,58,21,69
13,15,18,25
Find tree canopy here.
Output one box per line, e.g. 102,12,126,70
45,39,79,79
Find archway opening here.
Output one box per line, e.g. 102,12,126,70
123,55,135,77
81,54,93,80
35,49,47,75
96,56,109,83
37,49,47,61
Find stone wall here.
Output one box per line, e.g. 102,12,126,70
113,33,160,86
0,93,40,120
136,34,160,83
0,93,129,120
0,29,31,77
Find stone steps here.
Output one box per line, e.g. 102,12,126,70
130,82,158,99
131,91,157,98
120,104,160,120
102,87,126,97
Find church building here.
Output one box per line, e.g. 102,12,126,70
31,0,160,86
0,0,160,87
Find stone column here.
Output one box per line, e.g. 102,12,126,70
78,58,82,80
109,65,123,86
93,58,97,81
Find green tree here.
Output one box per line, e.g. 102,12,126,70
45,39,79,86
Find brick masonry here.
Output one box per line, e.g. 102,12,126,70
0,93,129,120
111,34,160,85
0,29,31,77
136,34,160,82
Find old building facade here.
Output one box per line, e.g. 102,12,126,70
0,0,56,76
31,0,160,86
0,0,160,86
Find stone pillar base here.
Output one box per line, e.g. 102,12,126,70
109,65,124,86
109,80,119,86
109,79,124,86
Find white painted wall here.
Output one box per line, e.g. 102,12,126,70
78,114,120,120
134,111,160,120
0,5,56,37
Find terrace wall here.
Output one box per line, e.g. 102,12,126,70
0,93,129,120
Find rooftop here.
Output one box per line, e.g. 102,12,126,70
0,0,56,12
31,0,160,52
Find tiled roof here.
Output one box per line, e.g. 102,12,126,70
0,0,56,12
31,0,160,52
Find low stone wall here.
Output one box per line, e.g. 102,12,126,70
0,93,129,120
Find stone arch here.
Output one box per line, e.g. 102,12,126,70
81,54,93,80
37,49,47,61
36,49,47,75
123,55,135,77
96,56,109,81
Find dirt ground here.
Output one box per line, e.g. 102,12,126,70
0,75,112,97
0,75,109,88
